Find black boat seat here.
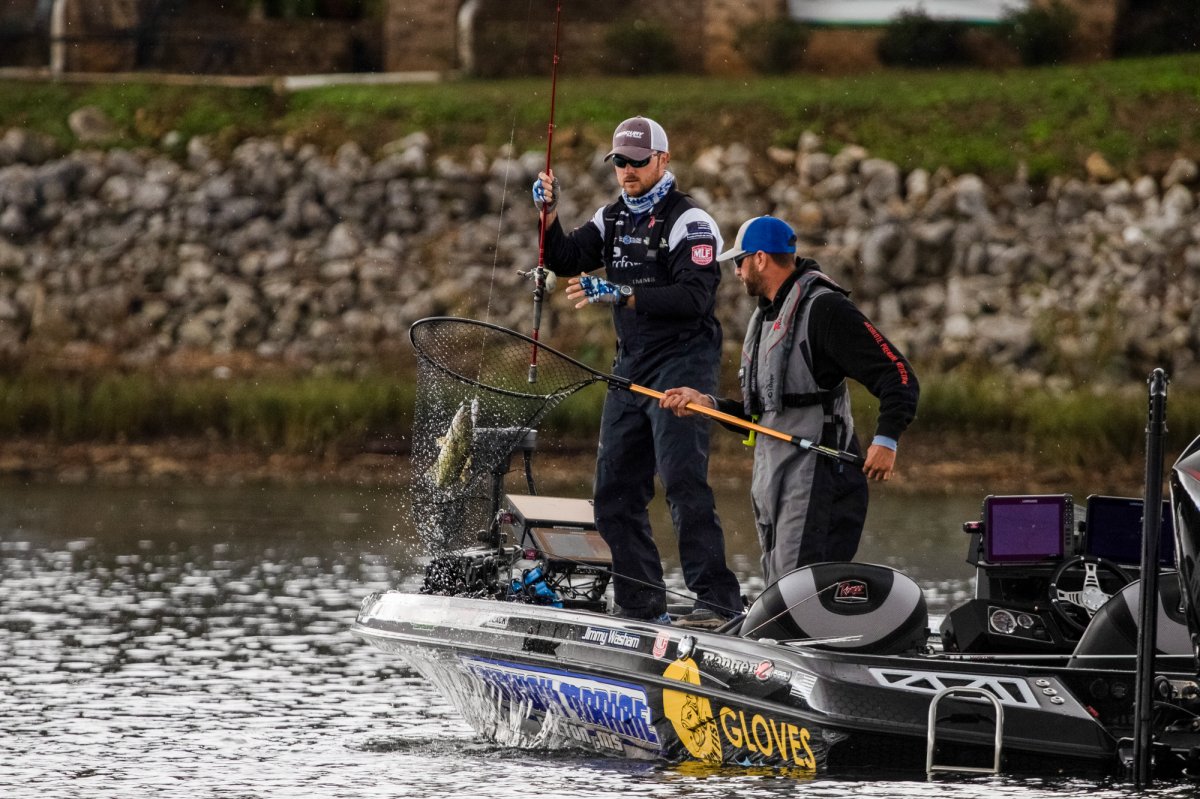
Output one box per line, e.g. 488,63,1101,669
740,562,929,655
1068,571,1192,669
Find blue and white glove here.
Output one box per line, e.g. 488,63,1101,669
532,175,560,213
578,274,625,305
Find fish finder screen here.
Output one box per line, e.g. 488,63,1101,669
1083,495,1175,567
984,495,1069,563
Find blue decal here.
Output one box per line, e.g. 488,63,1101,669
462,657,661,747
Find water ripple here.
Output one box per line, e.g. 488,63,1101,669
0,484,1175,797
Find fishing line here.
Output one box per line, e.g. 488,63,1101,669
525,0,564,384
518,542,858,633
742,582,841,639
479,0,539,332
477,0,560,386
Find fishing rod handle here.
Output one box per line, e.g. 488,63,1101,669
626,383,864,466
627,384,790,442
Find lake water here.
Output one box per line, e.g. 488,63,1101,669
0,476,1188,798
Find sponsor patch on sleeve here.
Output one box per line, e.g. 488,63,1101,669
691,244,714,266
685,221,714,240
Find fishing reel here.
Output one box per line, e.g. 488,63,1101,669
517,265,557,294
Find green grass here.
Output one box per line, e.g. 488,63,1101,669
2,370,1198,468
2,56,1198,461
867,371,1200,466
3,53,1199,180
0,372,410,455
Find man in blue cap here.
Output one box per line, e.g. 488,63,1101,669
661,216,919,585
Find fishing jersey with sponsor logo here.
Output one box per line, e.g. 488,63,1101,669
543,189,723,381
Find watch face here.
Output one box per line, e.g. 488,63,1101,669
620,285,633,297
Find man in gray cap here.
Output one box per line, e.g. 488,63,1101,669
531,117,740,629
660,216,919,586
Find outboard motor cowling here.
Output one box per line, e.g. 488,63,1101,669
1170,434,1200,668
740,562,929,655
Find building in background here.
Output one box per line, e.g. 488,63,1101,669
0,0,1135,77
788,0,1020,23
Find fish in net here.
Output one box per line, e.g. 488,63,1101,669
408,317,598,553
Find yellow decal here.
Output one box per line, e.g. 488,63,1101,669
662,658,722,762
662,658,816,769
718,707,815,767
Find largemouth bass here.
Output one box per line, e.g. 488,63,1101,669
431,399,476,488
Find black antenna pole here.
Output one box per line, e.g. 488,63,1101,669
528,0,564,384
1133,367,1169,787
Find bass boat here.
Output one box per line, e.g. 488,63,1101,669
355,324,1200,780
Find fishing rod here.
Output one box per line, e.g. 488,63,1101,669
514,539,866,639
742,582,840,638
525,0,564,384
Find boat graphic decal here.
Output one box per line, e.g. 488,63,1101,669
462,657,661,747
663,657,817,768
662,657,722,761
869,668,1040,707
789,671,817,701
475,612,509,630
581,625,642,650
699,651,754,676
833,579,869,603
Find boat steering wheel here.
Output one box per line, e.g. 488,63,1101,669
1047,555,1132,635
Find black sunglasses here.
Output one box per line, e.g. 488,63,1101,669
612,153,654,169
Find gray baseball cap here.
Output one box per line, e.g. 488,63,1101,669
604,116,669,161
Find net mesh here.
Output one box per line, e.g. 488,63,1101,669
408,317,600,552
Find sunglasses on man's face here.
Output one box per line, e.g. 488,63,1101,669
612,154,653,169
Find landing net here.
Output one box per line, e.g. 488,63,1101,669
408,317,598,552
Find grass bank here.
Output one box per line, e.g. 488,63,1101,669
2,370,1197,472
2,54,1199,180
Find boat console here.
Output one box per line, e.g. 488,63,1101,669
941,492,1177,655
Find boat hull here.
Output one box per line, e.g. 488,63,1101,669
353,591,1123,775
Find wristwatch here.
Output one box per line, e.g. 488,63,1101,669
618,284,633,306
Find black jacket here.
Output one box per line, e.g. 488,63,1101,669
716,262,918,443
543,189,723,381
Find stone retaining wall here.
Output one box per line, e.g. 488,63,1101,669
0,124,1196,386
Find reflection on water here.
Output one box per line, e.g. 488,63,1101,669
0,480,1174,798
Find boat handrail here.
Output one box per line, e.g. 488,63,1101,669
926,686,1004,776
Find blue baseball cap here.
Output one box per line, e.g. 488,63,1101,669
717,216,797,262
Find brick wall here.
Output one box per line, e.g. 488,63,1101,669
153,18,379,75
35,0,1122,77
703,0,784,74
0,0,49,68
401,0,733,77
1046,0,1117,61
384,0,457,72
61,0,144,72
